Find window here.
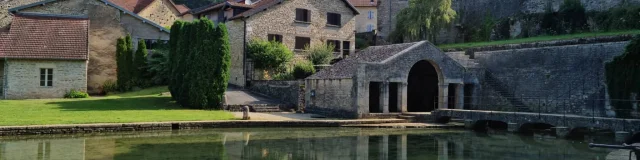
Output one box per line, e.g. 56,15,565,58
342,41,351,56
295,8,311,22
268,34,283,43
366,24,375,32
326,40,341,52
295,37,311,50
327,13,341,26
40,68,53,87
368,11,374,19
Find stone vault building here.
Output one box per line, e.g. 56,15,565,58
306,41,478,118
193,0,359,87
0,13,89,99
8,0,171,94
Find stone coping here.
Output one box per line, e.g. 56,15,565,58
0,119,411,136
442,35,633,52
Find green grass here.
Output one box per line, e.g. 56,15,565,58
0,86,235,126
438,30,640,50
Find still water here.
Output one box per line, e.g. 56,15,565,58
0,128,622,160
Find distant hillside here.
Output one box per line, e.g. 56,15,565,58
173,0,223,9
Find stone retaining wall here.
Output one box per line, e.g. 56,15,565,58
248,80,303,109
0,120,409,136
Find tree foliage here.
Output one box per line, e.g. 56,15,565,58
305,43,334,65
116,35,135,91
133,39,149,85
390,0,456,43
292,60,316,79
168,18,231,109
247,39,293,70
605,36,640,118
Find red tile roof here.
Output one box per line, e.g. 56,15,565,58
174,4,190,14
229,0,359,20
0,13,89,60
348,0,377,7
108,0,156,13
192,0,253,14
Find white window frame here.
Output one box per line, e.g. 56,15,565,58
40,68,53,87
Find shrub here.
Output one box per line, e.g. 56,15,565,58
305,43,334,65
102,80,118,94
248,39,293,70
133,39,149,84
273,71,295,80
64,89,89,98
292,60,316,79
605,35,640,118
148,48,170,85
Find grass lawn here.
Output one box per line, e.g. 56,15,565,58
0,86,236,126
438,30,640,50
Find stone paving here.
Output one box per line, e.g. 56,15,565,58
225,87,282,105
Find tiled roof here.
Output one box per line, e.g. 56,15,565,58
307,42,422,79
174,4,190,15
192,0,253,14
9,0,170,33
0,13,89,60
347,0,378,7
108,0,156,13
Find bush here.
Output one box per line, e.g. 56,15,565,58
292,60,316,79
102,80,118,94
64,89,90,98
273,71,295,80
605,35,640,118
148,48,170,85
248,39,293,70
305,43,334,65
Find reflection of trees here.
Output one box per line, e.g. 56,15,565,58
110,135,227,160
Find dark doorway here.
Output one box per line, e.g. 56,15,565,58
448,84,456,109
407,60,439,112
389,83,399,112
369,82,382,113
464,84,473,109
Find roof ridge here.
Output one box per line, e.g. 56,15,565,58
15,12,89,20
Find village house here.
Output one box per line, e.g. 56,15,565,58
348,0,377,33
108,0,195,26
2,0,170,97
0,13,89,99
192,0,359,87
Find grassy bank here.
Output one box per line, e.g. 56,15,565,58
0,86,235,126
438,30,640,50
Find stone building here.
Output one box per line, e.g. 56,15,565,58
0,13,89,99
193,0,359,87
348,0,378,33
109,0,194,26
306,41,476,118
8,0,171,94
305,37,631,118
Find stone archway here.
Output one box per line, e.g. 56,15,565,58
407,60,440,112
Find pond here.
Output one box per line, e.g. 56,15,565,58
0,128,621,160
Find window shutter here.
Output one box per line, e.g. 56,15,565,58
306,9,311,22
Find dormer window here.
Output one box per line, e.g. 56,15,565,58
327,12,341,26
295,8,311,23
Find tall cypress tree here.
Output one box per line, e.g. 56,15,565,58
116,38,126,91
133,40,148,85
122,34,134,91
169,21,184,97
211,23,231,109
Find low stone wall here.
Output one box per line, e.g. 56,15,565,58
0,119,410,136
248,80,303,108
443,35,633,52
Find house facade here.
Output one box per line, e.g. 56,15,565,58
0,13,89,99
193,0,359,87
7,0,170,94
348,0,377,33
108,0,194,26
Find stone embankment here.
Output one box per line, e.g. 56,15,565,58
0,119,464,136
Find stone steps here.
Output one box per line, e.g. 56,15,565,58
225,104,286,112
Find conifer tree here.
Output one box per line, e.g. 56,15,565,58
133,40,148,85
169,21,184,97
116,38,126,91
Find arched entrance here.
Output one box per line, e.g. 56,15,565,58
407,60,439,112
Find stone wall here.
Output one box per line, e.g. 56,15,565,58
226,20,246,87
0,0,42,31
377,0,640,42
4,60,87,99
473,41,628,116
248,80,303,108
136,0,181,27
20,0,169,93
306,79,357,118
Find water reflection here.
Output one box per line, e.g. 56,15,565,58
0,128,616,160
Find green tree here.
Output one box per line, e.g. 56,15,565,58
305,43,334,65
133,40,148,85
606,36,640,118
115,38,126,91
390,0,456,43
247,39,293,71
559,0,587,33
169,21,184,98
